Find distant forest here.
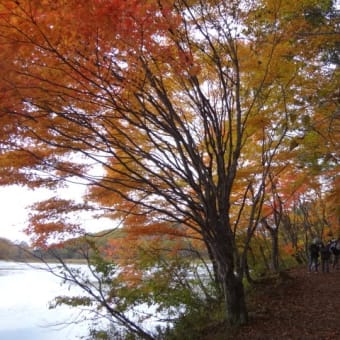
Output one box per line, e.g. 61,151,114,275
0,238,32,261
0,237,85,262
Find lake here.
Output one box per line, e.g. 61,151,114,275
0,260,170,339
0,261,92,340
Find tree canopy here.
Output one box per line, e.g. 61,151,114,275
0,0,338,336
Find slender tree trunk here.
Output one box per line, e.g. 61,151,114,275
259,243,270,271
244,256,254,284
269,228,279,272
262,218,279,272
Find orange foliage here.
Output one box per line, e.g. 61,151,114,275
0,2,337,304
282,243,295,256
25,198,85,247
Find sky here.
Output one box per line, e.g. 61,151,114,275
0,184,112,244
0,186,49,243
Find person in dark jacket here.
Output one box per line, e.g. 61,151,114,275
308,241,320,273
320,241,331,273
330,239,340,271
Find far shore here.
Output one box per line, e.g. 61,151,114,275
0,258,88,265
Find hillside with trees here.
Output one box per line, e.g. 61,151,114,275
0,238,31,261
0,0,338,338
0,236,88,261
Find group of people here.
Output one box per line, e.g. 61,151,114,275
308,238,340,273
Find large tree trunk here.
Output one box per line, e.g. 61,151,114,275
208,234,248,326
224,269,248,326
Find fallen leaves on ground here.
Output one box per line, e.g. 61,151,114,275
234,267,340,340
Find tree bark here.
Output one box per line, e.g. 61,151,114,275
224,270,248,326
269,227,279,272
207,234,248,326
262,218,279,272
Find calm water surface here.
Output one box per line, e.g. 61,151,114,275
0,261,91,340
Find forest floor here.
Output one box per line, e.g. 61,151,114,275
227,266,340,340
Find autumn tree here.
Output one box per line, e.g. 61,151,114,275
0,0,338,330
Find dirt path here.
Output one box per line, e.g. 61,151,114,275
233,267,340,340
